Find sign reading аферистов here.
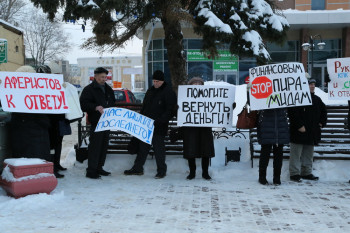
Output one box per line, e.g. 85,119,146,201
95,107,154,144
177,85,236,127
249,62,312,110
0,71,69,113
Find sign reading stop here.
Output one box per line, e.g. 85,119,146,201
251,76,273,99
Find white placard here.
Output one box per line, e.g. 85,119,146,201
95,107,154,145
327,57,350,99
249,62,311,110
177,85,236,127
0,71,69,113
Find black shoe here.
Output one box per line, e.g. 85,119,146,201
259,178,269,185
155,173,166,179
124,168,144,176
86,172,101,179
290,175,302,182
202,173,212,180
301,174,319,180
56,164,67,171
186,173,195,180
98,169,111,176
54,171,64,178
273,177,281,186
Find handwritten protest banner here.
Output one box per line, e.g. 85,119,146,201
249,62,311,110
327,57,350,100
0,71,69,113
95,107,154,144
177,85,236,127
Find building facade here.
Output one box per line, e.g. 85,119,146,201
0,19,25,71
77,55,143,90
140,1,350,90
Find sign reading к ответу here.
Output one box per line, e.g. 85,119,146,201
327,57,350,100
0,72,69,114
249,62,312,110
177,85,236,127
95,107,154,145
187,50,238,72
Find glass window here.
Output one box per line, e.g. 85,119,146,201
127,91,136,103
188,62,213,82
164,62,172,89
148,51,152,61
153,39,163,50
153,62,163,72
312,0,325,10
164,49,168,61
153,50,163,61
188,39,203,49
114,91,126,102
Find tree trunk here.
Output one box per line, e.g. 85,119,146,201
161,17,187,93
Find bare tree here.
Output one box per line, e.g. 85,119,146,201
20,9,71,66
0,0,27,23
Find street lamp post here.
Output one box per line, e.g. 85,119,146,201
301,35,326,77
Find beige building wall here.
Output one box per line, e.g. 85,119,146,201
0,21,25,71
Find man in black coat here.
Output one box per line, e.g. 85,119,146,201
80,67,116,179
288,78,327,182
124,70,176,178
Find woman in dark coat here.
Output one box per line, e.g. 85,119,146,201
10,66,51,162
257,108,289,185
182,77,215,180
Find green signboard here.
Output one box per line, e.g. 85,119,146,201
187,49,238,71
0,39,8,64
214,61,238,72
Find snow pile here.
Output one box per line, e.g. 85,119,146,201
1,166,54,182
4,158,47,166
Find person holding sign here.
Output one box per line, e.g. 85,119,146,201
288,78,327,182
80,67,116,179
124,70,176,179
182,77,215,180
256,108,289,185
9,66,52,162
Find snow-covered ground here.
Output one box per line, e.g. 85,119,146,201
1,149,350,233
1,85,350,232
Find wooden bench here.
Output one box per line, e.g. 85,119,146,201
249,104,350,167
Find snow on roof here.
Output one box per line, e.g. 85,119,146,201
0,19,23,33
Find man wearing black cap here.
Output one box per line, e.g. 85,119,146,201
124,70,177,178
80,67,116,179
288,76,327,182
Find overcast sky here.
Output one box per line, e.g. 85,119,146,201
62,21,143,64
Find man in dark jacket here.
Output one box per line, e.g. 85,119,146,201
124,70,176,178
288,78,327,182
80,67,116,179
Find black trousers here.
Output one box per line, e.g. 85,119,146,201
187,157,210,174
259,144,283,178
87,124,110,173
53,135,63,169
133,134,166,174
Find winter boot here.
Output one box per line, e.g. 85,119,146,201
187,158,196,180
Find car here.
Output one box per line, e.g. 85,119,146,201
133,91,146,104
113,88,137,104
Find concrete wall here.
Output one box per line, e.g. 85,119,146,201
0,22,25,71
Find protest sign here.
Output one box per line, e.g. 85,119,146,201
95,107,154,144
0,71,69,113
177,85,236,127
249,62,311,110
327,57,350,99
